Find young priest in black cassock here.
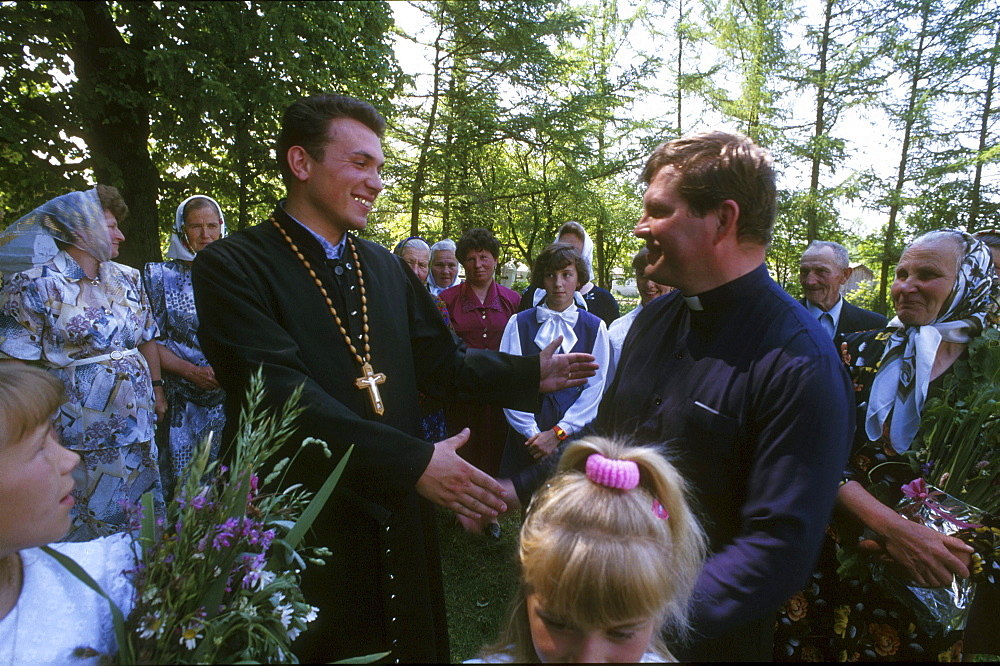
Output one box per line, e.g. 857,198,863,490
192,94,595,663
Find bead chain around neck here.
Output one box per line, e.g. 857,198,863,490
271,217,387,415
271,216,371,362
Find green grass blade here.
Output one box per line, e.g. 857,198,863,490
41,545,133,664
284,445,352,551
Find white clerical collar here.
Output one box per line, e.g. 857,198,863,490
683,295,704,311
280,201,346,260
805,296,844,327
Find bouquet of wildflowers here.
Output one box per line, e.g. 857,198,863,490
907,326,1000,516
47,371,354,663
845,328,1000,634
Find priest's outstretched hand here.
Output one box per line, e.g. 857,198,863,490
416,428,507,520
538,337,598,393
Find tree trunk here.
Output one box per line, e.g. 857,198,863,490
969,24,1000,230
70,1,161,269
409,24,447,237
877,1,931,314
806,0,833,243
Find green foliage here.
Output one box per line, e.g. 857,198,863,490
2,0,1000,287
44,370,360,664
0,1,402,266
389,0,657,287
907,327,1000,514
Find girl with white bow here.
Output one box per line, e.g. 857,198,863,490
498,243,611,498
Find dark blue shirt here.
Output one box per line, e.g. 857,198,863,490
597,264,853,657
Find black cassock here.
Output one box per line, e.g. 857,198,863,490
193,207,539,663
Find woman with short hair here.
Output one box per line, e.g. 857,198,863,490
439,228,520,477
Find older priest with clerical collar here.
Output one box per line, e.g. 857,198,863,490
592,131,853,661
192,93,597,663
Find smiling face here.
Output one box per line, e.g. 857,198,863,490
634,166,716,293
526,593,656,663
0,420,80,555
183,206,222,253
401,246,430,283
431,249,459,288
463,249,498,289
288,117,384,241
636,271,671,306
799,247,849,311
543,262,579,312
104,208,125,259
891,237,961,327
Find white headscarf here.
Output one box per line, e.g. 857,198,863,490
168,195,226,261
427,238,457,296
865,231,999,452
555,223,594,283
0,189,110,277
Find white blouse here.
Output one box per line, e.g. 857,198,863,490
500,302,611,440
0,534,135,665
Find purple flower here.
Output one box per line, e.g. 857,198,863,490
212,517,241,550
241,553,268,589
921,461,934,476
190,494,208,510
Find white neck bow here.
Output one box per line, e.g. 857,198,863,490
534,301,580,353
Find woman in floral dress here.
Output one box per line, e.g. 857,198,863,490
774,230,1000,661
0,186,164,541
143,195,226,495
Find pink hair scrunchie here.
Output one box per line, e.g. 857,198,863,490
585,453,640,490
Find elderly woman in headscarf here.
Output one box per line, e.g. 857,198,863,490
394,236,431,285
390,235,453,443
427,238,459,297
0,186,165,541
774,230,999,662
143,195,226,495
518,221,620,326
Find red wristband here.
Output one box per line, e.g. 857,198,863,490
552,425,568,441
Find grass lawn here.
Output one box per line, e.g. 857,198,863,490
437,508,523,663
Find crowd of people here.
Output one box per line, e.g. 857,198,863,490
0,90,997,664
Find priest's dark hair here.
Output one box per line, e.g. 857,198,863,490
531,242,587,290
276,93,386,187
641,131,777,247
456,227,501,262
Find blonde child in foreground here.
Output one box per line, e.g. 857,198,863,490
0,364,135,663
468,437,707,663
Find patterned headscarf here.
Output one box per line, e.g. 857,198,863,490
866,231,999,452
0,189,111,277
168,195,226,262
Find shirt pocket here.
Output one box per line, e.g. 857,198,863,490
671,396,740,470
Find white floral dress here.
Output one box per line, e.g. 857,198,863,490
0,251,164,540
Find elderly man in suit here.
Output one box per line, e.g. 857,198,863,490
799,240,886,337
